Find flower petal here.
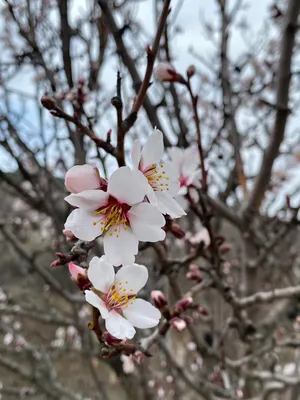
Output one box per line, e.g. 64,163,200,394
131,139,141,170
65,190,109,211
141,129,164,168
155,191,186,218
115,264,148,295
147,185,157,205
85,290,109,319
128,203,166,242
103,227,138,266
107,166,148,205
88,256,115,293
105,311,136,339
65,208,101,241
123,299,161,329
65,165,100,193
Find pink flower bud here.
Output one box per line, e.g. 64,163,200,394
174,296,193,314
151,291,169,313
69,262,86,281
186,264,202,282
198,305,209,317
171,317,187,331
154,63,181,82
187,65,196,78
65,164,101,193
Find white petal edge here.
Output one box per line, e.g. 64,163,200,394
131,139,141,170
128,203,166,242
123,299,161,329
155,191,186,218
107,166,148,206
85,290,109,319
105,311,136,339
65,190,109,211
88,256,115,293
65,208,101,241
103,227,138,266
115,264,148,295
141,129,164,168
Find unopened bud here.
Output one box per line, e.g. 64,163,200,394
68,262,90,291
186,264,202,282
170,223,185,239
171,317,187,331
151,291,169,315
69,262,86,280
40,96,56,110
154,62,185,83
174,296,193,314
219,242,232,254
198,305,209,317
187,65,196,78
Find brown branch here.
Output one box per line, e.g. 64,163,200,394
247,0,300,213
58,0,74,88
235,285,300,308
218,0,248,198
41,97,118,158
98,0,171,146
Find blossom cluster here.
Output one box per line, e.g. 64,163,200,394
64,129,201,339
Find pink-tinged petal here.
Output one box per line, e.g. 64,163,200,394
85,290,109,319
131,139,141,170
105,311,136,339
115,264,148,295
128,203,166,242
123,299,161,329
65,208,101,241
69,262,86,280
141,129,164,169
103,227,138,266
88,256,115,293
65,190,109,211
65,165,100,193
107,167,148,206
155,191,186,218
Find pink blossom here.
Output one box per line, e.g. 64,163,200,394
131,129,185,218
65,164,101,193
85,256,161,339
65,166,165,266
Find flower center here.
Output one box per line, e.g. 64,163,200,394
105,281,136,311
93,196,130,238
142,163,170,192
179,175,188,188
